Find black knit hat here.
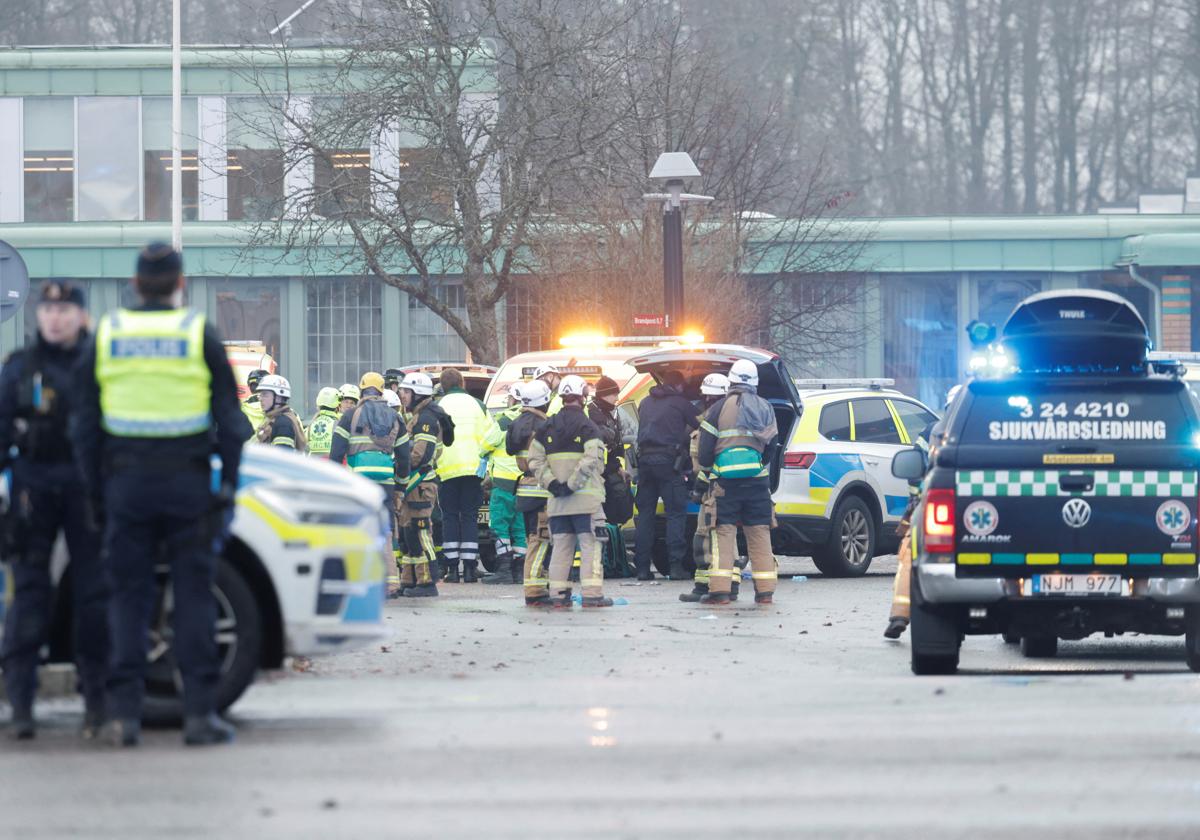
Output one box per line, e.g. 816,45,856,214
594,376,620,398
36,280,86,308
136,241,183,278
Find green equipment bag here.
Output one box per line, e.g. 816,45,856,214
713,445,765,479
601,523,635,578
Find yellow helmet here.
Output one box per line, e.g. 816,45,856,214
360,371,385,392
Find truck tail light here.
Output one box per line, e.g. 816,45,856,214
924,489,956,554
783,451,815,469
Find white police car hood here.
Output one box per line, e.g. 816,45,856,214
237,444,386,510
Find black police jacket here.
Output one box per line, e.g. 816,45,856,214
587,399,623,477
636,384,699,464
0,332,88,482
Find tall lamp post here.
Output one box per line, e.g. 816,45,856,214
644,152,712,331
171,0,182,251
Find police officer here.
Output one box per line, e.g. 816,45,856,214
508,380,554,606
307,386,341,458
395,372,452,597
681,373,737,603
696,359,779,606
480,384,525,585
329,372,410,596
0,281,108,740
633,369,699,580
74,242,251,746
384,368,404,395
241,368,268,439
528,376,612,608
255,374,307,452
436,368,488,583
337,383,360,415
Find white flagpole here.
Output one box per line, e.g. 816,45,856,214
171,0,183,251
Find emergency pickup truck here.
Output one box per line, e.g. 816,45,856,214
899,290,1200,675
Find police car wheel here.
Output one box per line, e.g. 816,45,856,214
1002,628,1021,645
1184,607,1200,673
141,558,263,726
812,497,875,578
909,574,960,675
1019,635,1058,658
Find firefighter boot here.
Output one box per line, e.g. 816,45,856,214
481,551,513,585
679,582,708,602
403,583,440,598
463,559,480,583
550,589,573,609
582,596,614,608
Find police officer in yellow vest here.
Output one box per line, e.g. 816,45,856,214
74,243,251,747
695,359,780,606
307,387,341,458
435,367,488,583
479,384,526,584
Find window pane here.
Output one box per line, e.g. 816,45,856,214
851,398,902,444
306,277,383,408
227,148,285,220
211,281,282,361
142,97,199,222
314,149,372,218
883,275,957,408
408,280,468,362
77,97,140,221
892,400,938,443
23,98,74,222
818,400,851,441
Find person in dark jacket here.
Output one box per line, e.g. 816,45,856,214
633,370,698,580
0,281,109,740
74,243,252,747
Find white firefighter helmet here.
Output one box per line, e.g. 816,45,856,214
700,372,730,396
520,379,552,407
383,389,403,409
534,364,560,381
399,371,435,396
728,359,759,388
558,375,588,398
257,374,291,399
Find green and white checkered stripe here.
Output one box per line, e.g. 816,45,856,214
957,470,1198,497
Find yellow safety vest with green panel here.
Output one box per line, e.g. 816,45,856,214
307,409,338,457
95,308,212,438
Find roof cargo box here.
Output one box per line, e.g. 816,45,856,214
1001,289,1150,371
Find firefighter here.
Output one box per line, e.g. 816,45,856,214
681,373,738,603
696,359,779,606
507,379,554,606
534,364,563,416
480,384,525,585
337,383,360,415
528,375,612,608
396,371,453,597
307,386,341,458
254,374,307,452
329,372,410,597
240,368,268,439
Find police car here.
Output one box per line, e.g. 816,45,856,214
624,345,938,576
0,444,390,721
898,290,1200,675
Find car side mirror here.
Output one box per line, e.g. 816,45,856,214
891,447,927,483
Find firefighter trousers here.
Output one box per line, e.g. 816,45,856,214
399,481,439,587
522,508,551,600
547,515,604,599
890,531,912,621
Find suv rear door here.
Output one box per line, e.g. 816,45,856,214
950,377,1200,575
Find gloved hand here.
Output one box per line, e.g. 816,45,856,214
475,457,489,479
547,480,572,498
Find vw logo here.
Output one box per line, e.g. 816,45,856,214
1062,498,1092,528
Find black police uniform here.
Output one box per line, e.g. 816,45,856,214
0,305,109,730
633,383,699,578
74,297,250,733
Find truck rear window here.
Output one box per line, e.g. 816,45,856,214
960,383,1194,446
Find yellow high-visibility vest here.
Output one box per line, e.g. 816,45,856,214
95,308,212,438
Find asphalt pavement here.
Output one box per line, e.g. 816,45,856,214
4,555,1200,839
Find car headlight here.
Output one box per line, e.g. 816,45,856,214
256,486,374,528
